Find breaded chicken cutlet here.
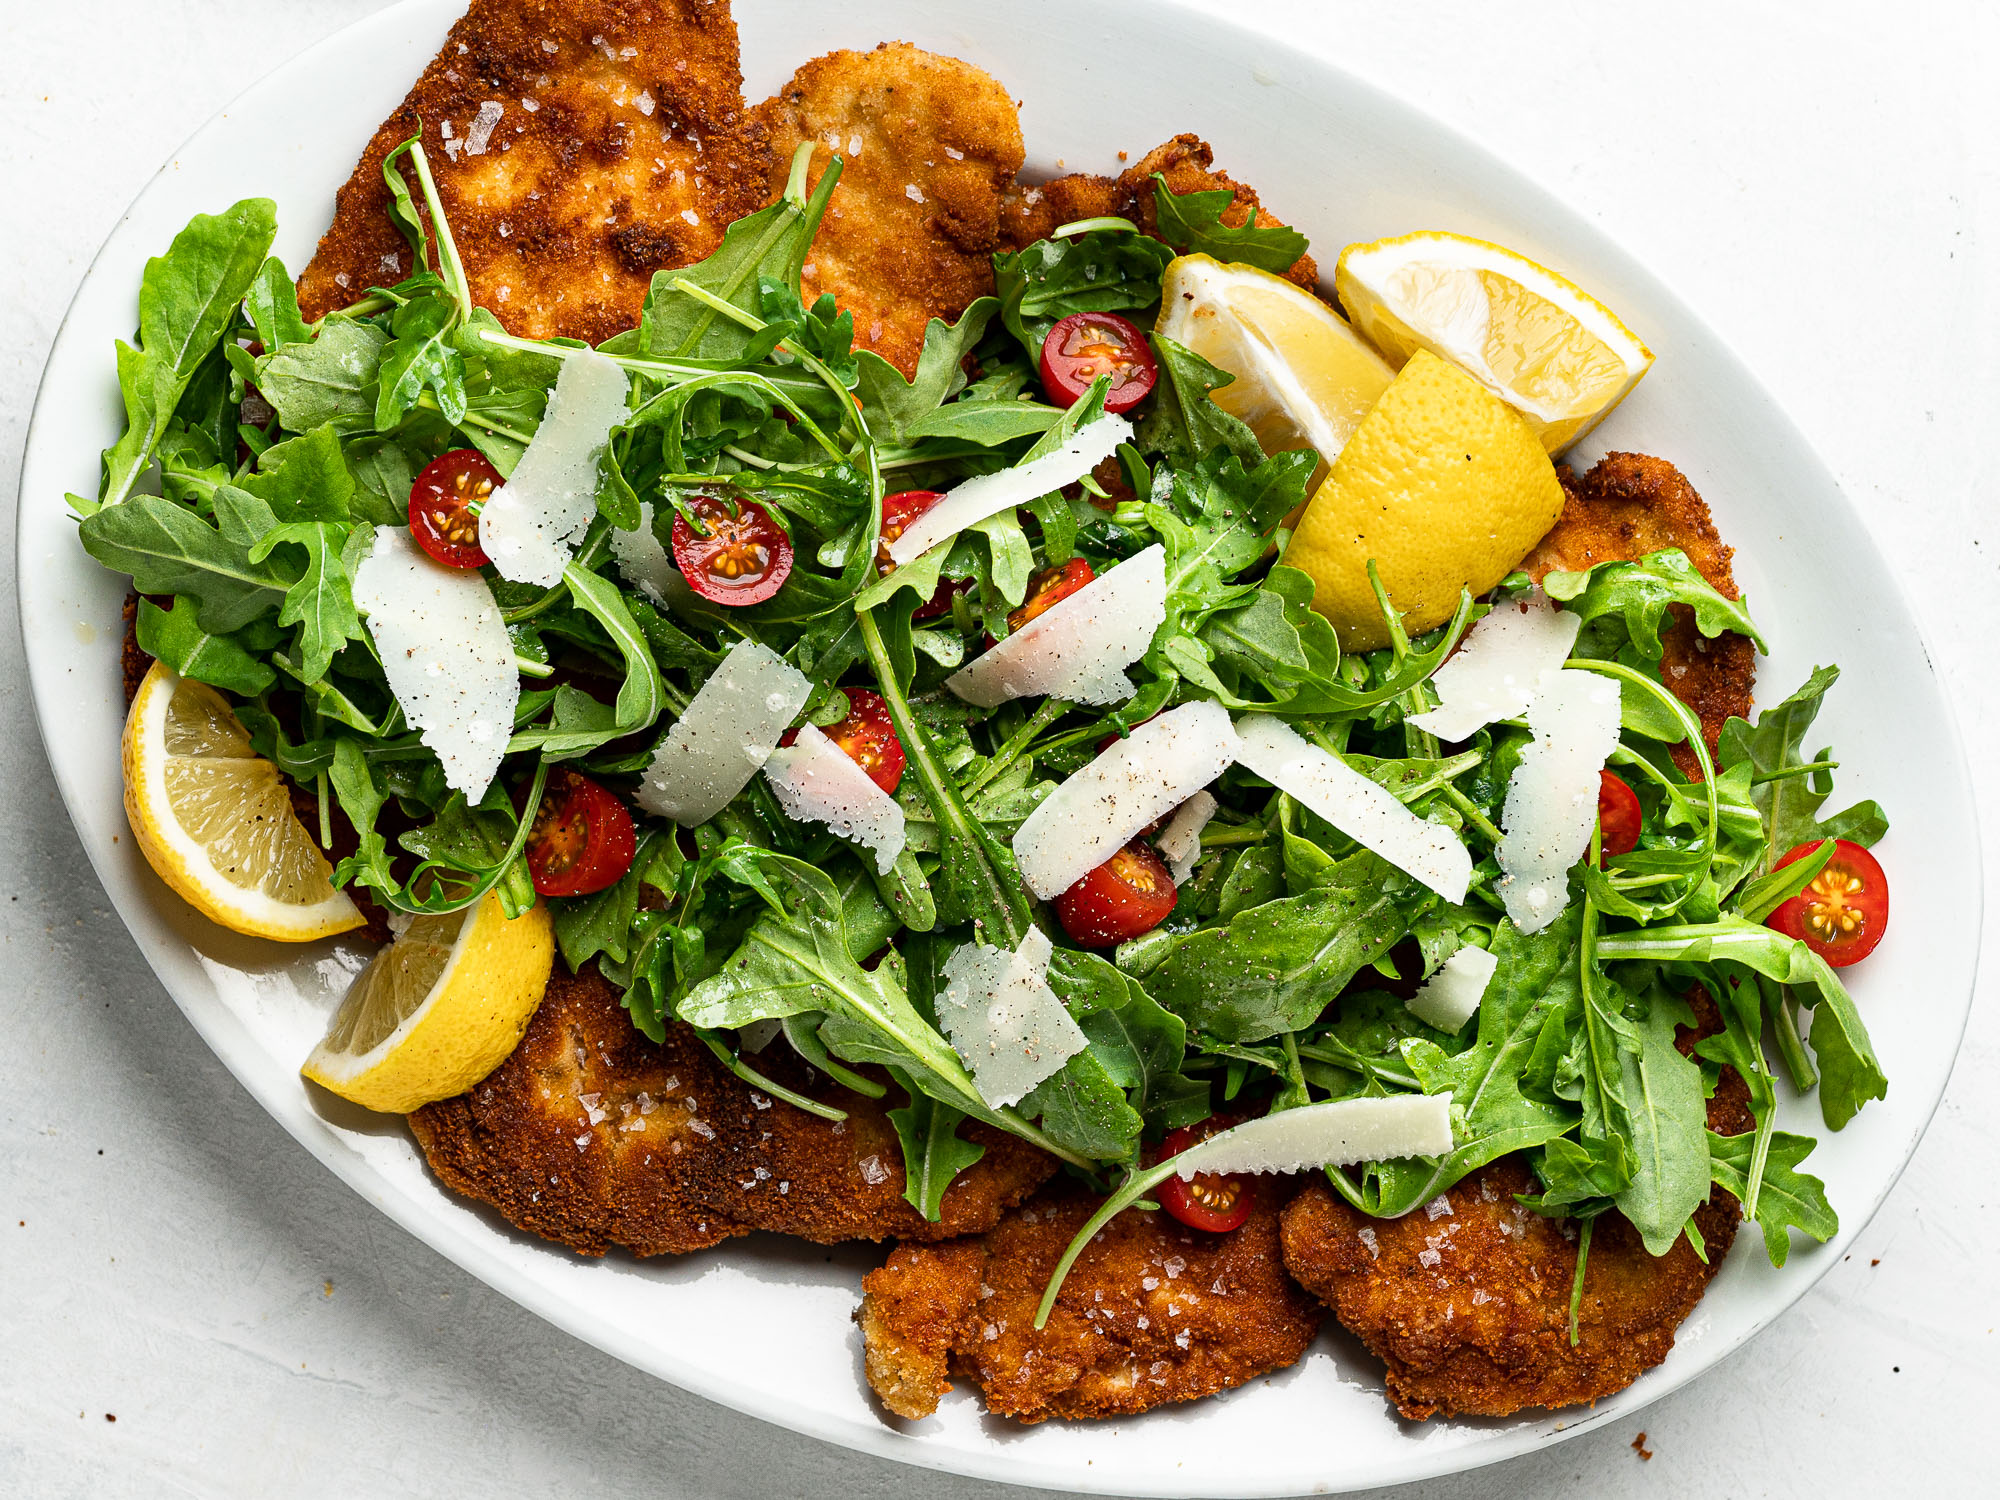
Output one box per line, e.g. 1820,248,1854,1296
1280,1002,1754,1422
407,966,1057,1255
1000,133,1320,291
1524,452,1757,776
857,1181,1319,1422
752,43,1025,376
297,0,772,344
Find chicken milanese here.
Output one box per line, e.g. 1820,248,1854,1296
65,0,1875,1443
408,965,1057,1254
858,1180,1319,1422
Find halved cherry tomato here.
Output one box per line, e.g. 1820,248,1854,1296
671,493,793,605
781,688,906,795
1007,557,1096,634
1040,312,1158,414
1766,838,1889,968
526,770,637,898
1054,838,1177,948
877,489,971,619
1155,1116,1250,1234
1597,770,1643,857
408,449,501,569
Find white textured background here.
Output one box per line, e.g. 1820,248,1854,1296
1,1,1992,1494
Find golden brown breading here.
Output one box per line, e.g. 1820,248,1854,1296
751,43,1024,376
1000,133,1320,291
408,966,1056,1256
297,0,771,345
857,1181,1321,1422
1279,1161,1738,1421
1523,452,1756,771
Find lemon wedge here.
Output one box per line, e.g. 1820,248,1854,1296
302,891,553,1113
122,661,365,942
1155,253,1394,467
1334,231,1652,454
1284,350,1564,651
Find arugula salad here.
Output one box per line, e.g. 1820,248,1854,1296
76,134,1890,1308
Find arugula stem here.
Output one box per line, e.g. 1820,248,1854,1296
1771,989,1820,1092
1034,1159,1180,1328
962,697,1066,797
379,758,549,916
1198,825,1267,849
400,141,472,322
1439,784,1504,845
1752,760,1839,784
417,390,535,445
1568,1215,1593,1347
695,1030,847,1122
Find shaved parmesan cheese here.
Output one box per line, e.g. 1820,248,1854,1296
946,544,1166,708
479,349,629,586
352,525,519,800
1410,593,1580,741
762,724,907,875
1174,1093,1455,1178
636,641,811,825
934,926,1085,1108
608,501,679,606
1013,702,1238,900
884,413,1132,565
1407,945,1498,1033
1233,715,1471,903
1498,668,1621,933
1155,790,1219,885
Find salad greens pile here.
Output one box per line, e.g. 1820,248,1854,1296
77,138,1886,1269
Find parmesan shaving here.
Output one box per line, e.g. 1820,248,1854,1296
1155,791,1219,885
1232,715,1471,903
1012,702,1239,900
351,525,519,801
479,349,629,586
1410,593,1580,741
884,413,1131,565
1497,667,1622,933
762,724,907,875
934,927,1085,1108
1407,945,1498,1033
946,544,1166,708
1175,1094,1455,1177
635,641,811,826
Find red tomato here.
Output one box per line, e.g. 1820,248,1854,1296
1155,1117,1250,1234
1597,770,1643,857
786,689,906,795
1054,839,1178,948
1766,838,1889,968
670,493,793,605
526,770,637,898
877,489,968,620
408,449,501,569
1039,312,1158,414
1007,557,1096,634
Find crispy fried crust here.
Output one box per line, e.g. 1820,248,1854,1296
1280,992,1749,1421
857,1181,1321,1422
1524,452,1756,771
1280,1163,1738,1421
408,966,1056,1255
752,44,1024,376
297,0,772,344
1000,133,1320,290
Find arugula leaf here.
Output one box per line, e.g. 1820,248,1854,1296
101,199,277,508
1717,666,1886,868
327,735,397,899
1708,1129,1839,1266
562,562,665,736
134,597,276,696
853,299,999,446
992,229,1173,361
1543,548,1769,657
1604,975,1711,1255
1143,850,1421,1042
245,256,310,352
374,295,467,430
1150,175,1308,275
550,830,676,971
641,143,839,362
1020,1047,1143,1162
1135,334,1264,469
1047,949,1208,1131
253,320,388,432
243,424,357,522
885,1089,987,1220
79,494,291,632
247,520,362,682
